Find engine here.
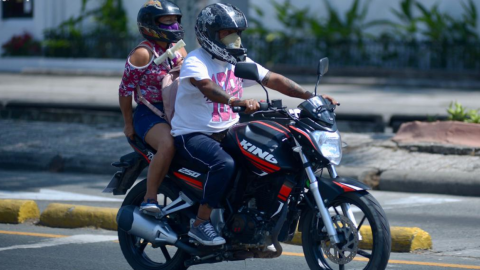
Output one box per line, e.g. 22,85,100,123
226,207,266,245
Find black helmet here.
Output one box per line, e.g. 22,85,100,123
195,3,248,65
137,0,184,43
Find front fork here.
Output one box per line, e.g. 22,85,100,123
294,146,340,244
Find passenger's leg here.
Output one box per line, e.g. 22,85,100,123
141,123,175,212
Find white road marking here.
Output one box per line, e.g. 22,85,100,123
0,189,122,202
383,196,462,207
330,195,462,213
0,234,117,252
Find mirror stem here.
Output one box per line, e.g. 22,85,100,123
314,74,322,96
257,80,270,105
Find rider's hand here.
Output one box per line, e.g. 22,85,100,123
233,99,260,114
322,94,339,105
124,124,135,140
174,57,184,67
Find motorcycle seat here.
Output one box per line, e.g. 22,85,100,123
127,135,209,174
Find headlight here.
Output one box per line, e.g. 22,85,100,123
312,130,342,165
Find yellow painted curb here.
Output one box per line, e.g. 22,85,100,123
40,203,118,230
0,199,40,224
288,226,432,253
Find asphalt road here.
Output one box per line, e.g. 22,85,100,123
1,169,480,269
0,224,479,270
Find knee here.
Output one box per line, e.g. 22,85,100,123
212,155,235,177
223,157,235,172
155,140,175,157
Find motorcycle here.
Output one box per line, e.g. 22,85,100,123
104,57,391,270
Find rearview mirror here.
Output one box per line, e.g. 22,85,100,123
234,62,260,82
318,57,329,76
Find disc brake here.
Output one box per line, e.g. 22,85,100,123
321,215,359,265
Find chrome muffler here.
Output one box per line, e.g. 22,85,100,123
117,205,178,244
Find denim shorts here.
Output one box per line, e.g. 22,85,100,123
133,103,168,143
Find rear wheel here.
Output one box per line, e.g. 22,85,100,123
301,191,391,270
118,179,190,270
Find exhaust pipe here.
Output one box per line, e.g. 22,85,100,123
117,205,178,244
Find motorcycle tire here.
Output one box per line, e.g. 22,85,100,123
301,191,391,270
118,179,189,270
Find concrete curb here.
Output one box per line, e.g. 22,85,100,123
389,227,432,252
0,199,40,224
39,203,118,230
380,170,480,197
288,226,432,252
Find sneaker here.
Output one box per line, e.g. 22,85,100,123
140,199,161,213
188,221,226,246
266,244,277,252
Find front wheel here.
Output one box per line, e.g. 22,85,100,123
118,179,190,270
301,191,391,270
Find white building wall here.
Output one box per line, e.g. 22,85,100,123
0,0,101,55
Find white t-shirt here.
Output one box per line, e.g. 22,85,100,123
171,48,269,136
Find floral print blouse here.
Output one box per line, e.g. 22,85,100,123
118,41,181,104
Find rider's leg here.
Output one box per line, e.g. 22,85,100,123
174,133,234,245
195,203,212,226
142,122,175,211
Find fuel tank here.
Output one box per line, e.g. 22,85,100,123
224,120,300,176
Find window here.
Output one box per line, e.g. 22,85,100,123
2,0,34,19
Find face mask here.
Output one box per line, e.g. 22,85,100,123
221,32,241,49
158,22,180,31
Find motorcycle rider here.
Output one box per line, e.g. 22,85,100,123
171,3,338,246
118,0,187,213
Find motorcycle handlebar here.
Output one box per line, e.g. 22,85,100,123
232,102,269,113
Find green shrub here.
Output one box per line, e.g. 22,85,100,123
447,101,480,123
43,0,129,58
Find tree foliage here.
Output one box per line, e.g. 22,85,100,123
248,0,479,42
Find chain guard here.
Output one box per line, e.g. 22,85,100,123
321,215,359,265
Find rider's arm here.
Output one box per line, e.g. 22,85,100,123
118,48,152,139
261,71,313,100
190,78,259,113
119,96,134,139
261,71,338,104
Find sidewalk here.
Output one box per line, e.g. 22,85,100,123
1,73,480,124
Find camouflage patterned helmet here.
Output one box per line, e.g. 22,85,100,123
195,3,248,65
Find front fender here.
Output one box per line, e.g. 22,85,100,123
318,176,371,205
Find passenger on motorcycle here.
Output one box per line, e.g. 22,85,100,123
118,0,187,213
171,3,338,246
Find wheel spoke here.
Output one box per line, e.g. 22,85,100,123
357,249,372,259
138,239,149,253
339,251,345,270
160,245,171,261
356,215,366,231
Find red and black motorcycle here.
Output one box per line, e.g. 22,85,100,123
105,58,391,270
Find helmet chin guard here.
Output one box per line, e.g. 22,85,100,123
195,3,248,65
